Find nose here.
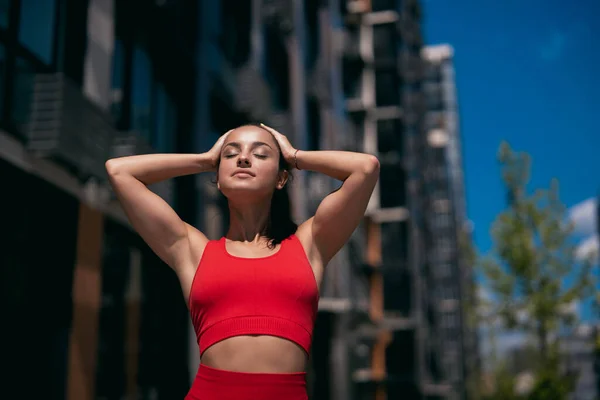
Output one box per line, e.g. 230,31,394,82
237,156,251,167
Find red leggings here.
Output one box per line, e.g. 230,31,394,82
185,364,308,400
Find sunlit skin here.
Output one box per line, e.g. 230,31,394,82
207,127,307,372
105,123,380,373
216,127,288,245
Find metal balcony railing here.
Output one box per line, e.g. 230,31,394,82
26,73,115,181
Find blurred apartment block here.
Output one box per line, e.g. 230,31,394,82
504,324,600,400
0,0,476,399
560,324,600,400
421,43,480,399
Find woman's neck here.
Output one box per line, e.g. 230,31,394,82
226,200,272,243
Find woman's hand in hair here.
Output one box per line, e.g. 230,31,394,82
207,129,233,170
259,123,297,167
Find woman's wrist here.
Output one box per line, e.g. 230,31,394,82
197,152,219,172
292,149,300,170
286,148,300,170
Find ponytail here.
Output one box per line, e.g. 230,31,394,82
265,182,298,248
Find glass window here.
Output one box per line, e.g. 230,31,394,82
377,119,403,155
373,24,396,62
220,1,251,67
263,28,289,109
12,57,36,131
375,68,400,106
306,98,320,151
372,0,397,12
303,0,319,70
130,45,152,143
0,0,9,29
152,84,176,152
19,0,56,64
110,39,125,122
0,44,5,113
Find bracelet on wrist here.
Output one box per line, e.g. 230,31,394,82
293,149,301,170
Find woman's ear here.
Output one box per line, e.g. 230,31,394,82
276,170,289,190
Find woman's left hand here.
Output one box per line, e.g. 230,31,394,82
260,123,297,167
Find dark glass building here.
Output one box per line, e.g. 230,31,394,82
1,1,198,398
421,43,479,399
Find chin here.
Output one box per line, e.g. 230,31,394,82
220,184,270,201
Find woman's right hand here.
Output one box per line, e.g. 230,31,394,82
207,129,233,170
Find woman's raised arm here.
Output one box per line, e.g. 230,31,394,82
105,132,229,271
260,124,379,265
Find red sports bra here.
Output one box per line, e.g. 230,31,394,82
188,234,319,355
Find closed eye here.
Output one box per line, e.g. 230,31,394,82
254,154,268,159
224,154,238,159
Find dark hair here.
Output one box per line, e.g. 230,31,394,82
218,124,298,248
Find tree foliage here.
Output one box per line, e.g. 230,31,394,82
479,142,597,398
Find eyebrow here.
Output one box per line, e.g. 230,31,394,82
223,141,273,150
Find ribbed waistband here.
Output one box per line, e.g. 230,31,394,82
197,364,306,385
199,316,312,354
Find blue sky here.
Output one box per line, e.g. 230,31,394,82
422,1,600,338
422,0,599,253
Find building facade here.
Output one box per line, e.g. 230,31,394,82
560,324,600,400
420,43,479,399
1,0,198,398
1,1,475,399
326,1,475,400
337,0,433,398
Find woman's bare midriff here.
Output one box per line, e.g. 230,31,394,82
200,335,308,373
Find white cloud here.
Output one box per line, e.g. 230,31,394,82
568,197,597,237
575,234,599,262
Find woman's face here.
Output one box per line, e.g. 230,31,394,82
217,126,287,201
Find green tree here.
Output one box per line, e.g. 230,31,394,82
459,230,485,400
480,142,596,397
481,362,519,400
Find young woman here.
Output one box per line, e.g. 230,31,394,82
106,123,379,399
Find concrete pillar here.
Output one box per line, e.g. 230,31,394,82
125,248,142,400
251,0,265,70
331,313,352,400
288,0,309,223
67,204,105,400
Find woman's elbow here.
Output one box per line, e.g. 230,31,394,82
363,155,380,175
105,158,122,177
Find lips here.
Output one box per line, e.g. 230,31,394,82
232,170,255,177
